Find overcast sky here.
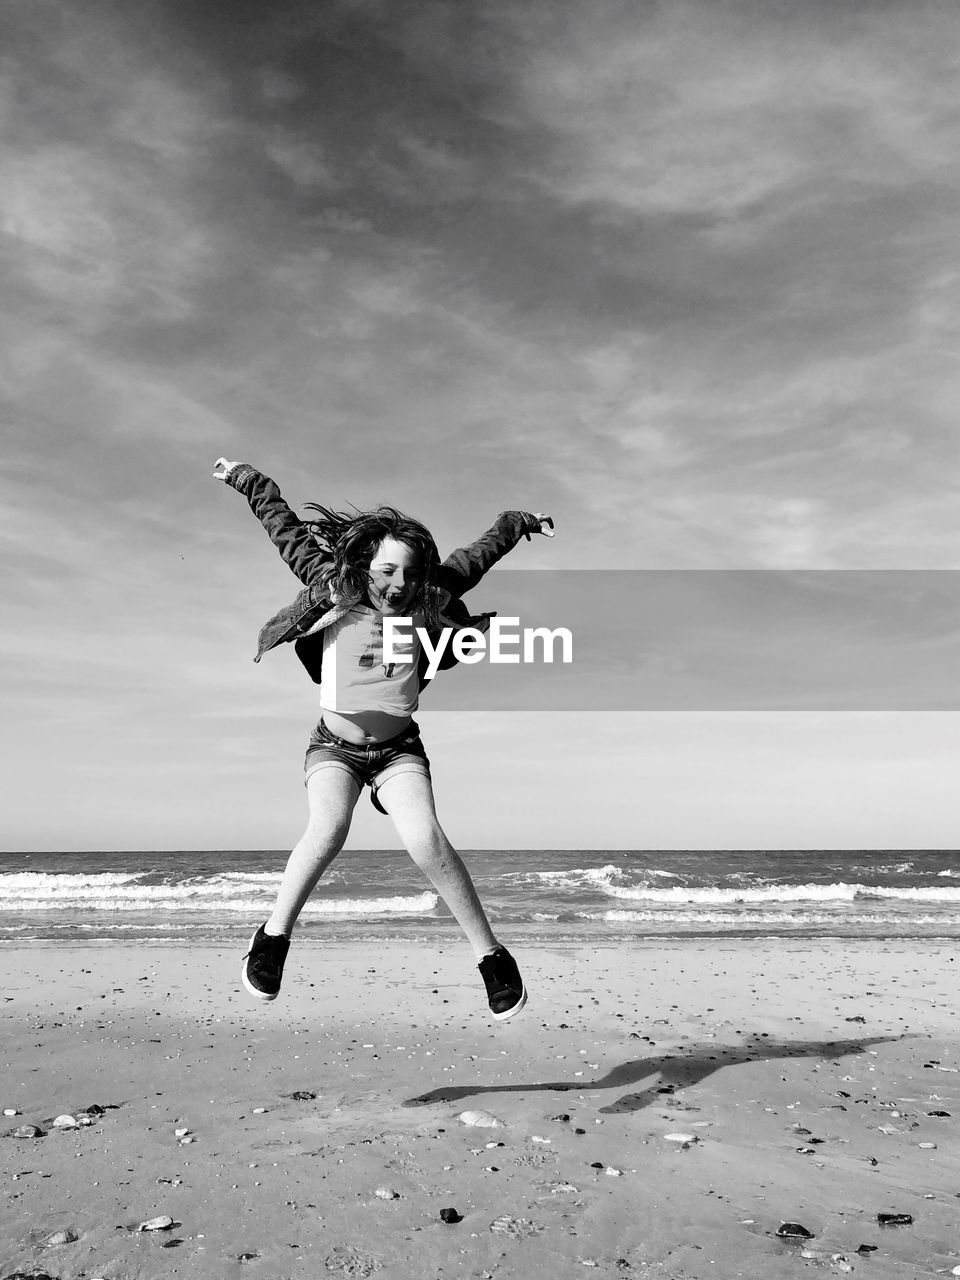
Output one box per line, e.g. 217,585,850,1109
3,0,960,852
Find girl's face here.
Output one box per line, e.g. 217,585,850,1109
366,537,424,614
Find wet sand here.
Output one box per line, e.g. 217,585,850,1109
2,938,960,1279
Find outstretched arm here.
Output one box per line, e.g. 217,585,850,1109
436,509,555,598
213,457,329,586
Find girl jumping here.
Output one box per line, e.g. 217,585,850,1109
213,458,554,1020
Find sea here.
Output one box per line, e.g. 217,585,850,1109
3,848,960,945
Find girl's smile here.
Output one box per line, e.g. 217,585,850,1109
366,536,424,614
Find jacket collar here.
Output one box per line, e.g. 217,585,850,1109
302,585,458,638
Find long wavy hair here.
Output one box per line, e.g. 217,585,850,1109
304,503,443,624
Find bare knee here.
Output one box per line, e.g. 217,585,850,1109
294,814,351,863
403,821,454,873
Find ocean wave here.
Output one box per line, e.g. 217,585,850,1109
0,921,237,933
600,881,960,905
0,890,439,917
845,862,917,877
0,872,276,904
500,863,623,888
499,864,690,892
302,892,439,916
215,871,290,883
0,886,278,908
0,872,137,891
582,909,960,926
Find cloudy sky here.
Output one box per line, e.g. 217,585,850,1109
3,0,960,852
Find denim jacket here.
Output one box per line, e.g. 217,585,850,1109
224,464,541,687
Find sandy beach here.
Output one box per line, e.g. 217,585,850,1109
2,938,959,1279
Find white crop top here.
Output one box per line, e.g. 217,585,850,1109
318,606,422,715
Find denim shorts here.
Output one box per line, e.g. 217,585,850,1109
304,717,431,814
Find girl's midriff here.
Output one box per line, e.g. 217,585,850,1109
321,708,414,745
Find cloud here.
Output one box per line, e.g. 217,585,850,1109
2,146,212,327
265,137,338,188
0,4,236,338
515,1,960,214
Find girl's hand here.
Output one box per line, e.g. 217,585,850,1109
524,512,555,540
213,457,240,481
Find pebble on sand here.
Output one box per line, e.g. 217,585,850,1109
458,1110,505,1128
777,1223,815,1239
3,1108,20,1117
877,1213,913,1226
11,1124,45,1139
374,1186,401,1200
44,1228,79,1246
51,1115,78,1129
440,1208,463,1223
663,1132,699,1147
136,1215,175,1232
490,1215,543,1239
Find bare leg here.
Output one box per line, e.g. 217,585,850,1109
265,767,361,937
375,769,499,959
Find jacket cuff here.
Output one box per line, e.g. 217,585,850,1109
225,463,259,493
501,511,540,539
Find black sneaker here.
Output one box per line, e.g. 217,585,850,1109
478,947,527,1021
242,924,290,1002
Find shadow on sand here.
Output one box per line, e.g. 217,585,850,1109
402,1033,904,1115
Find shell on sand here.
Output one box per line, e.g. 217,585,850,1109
490,1215,543,1238
457,1110,505,1128
45,1228,79,1246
